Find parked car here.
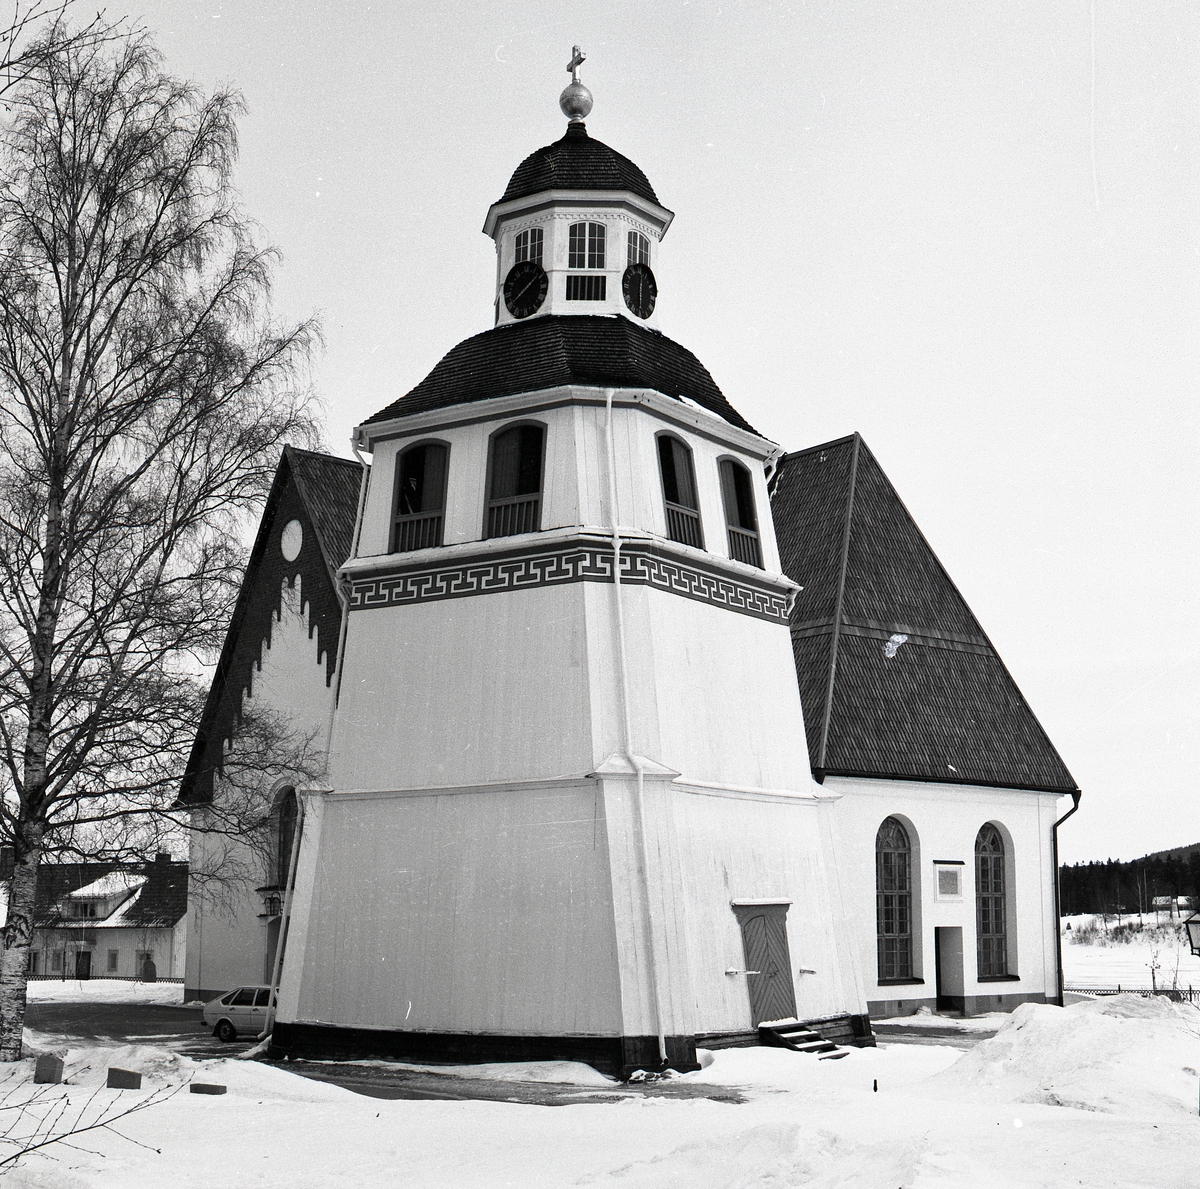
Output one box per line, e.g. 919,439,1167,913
201,986,275,1042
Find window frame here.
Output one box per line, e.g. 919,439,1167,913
975,822,1017,980
568,221,607,269
717,456,762,568
627,230,651,266
391,438,451,553
876,816,916,983
513,226,544,265
483,420,548,540
655,432,704,550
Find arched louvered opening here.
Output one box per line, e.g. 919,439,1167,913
392,441,449,552
657,434,703,549
486,423,545,538
719,458,762,567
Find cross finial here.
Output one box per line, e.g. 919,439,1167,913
559,45,593,122
567,46,586,83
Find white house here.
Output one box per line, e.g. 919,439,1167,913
182,59,1079,1073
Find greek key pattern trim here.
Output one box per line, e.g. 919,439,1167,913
348,544,790,624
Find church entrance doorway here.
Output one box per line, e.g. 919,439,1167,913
733,903,797,1026
934,926,964,1012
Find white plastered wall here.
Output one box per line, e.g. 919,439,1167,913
828,776,1066,1014
185,576,335,999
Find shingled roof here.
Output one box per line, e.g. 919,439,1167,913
500,122,660,205
363,314,758,435
33,856,188,929
178,447,364,804
771,434,1078,794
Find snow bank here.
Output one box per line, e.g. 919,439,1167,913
338,1057,616,1085
928,995,1200,1117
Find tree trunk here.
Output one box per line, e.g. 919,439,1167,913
0,819,44,1060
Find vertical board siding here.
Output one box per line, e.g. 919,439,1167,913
294,784,623,1036
333,583,593,791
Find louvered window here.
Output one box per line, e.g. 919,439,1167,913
628,230,650,265
976,824,1009,977
876,817,913,981
565,275,606,301
514,227,543,264
719,459,762,567
487,424,544,538
657,435,703,549
392,442,448,552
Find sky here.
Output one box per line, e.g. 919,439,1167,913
118,0,1196,865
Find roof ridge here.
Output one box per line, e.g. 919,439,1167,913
785,433,860,460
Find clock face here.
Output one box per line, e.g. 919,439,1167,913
503,261,548,319
622,263,657,319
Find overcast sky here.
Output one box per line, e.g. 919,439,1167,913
126,0,1196,865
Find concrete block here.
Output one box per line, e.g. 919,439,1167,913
106,1067,141,1089
33,1055,64,1084
189,1083,226,1095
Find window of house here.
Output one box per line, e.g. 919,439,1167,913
72,901,98,918
49,950,62,973
514,227,543,265
28,951,39,975
718,459,762,567
876,817,913,981
486,424,544,538
107,949,119,973
276,788,298,889
657,435,703,549
976,824,1008,977
392,442,449,552
568,222,606,269
628,230,650,265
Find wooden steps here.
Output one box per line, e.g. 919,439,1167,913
758,1021,849,1060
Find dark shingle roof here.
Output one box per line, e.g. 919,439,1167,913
500,122,660,205
363,315,757,435
178,448,364,805
772,433,1078,794
33,857,188,929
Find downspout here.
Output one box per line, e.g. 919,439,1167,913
1051,790,1082,1007
259,796,305,1041
603,388,669,1070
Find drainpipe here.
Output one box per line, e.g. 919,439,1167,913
603,387,669,1070
259,796,305,1041
1051,790,1082,1007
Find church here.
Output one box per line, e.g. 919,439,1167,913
181,52,1080,1077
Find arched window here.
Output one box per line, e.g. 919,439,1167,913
276,788,298,890
514,227,543,265
876,817,913,981
719,459,762,567
567,222,607,301
487,424,544,538
627,230,650,265
392,441,448,552
976,824,1008,977
657,435,703,548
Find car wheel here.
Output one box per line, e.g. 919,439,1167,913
214,1019,237,1043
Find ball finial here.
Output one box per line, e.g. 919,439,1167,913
560,45,593,122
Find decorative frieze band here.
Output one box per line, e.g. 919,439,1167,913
347,542,791,624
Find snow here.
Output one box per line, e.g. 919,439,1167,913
25,979,184,1005
1061,912,1200,990
0,997,1195,1187
331,1058,617,1086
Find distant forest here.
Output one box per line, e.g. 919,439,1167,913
1059,850,1200,917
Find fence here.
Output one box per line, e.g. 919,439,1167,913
1065,985,1199,1004
26,974,184,984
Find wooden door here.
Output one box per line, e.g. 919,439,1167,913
734,905,797,1026
935,927,964,1012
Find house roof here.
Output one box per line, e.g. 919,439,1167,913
771,433,1079,794
33,857,188,929
178,447,364,804
362,314,758,435
499,122,660,205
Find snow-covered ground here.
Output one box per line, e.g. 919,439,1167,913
0,995,1196,1188
25,979,185,1005
1061,912,1200,990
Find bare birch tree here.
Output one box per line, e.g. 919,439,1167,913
0,31,320,1059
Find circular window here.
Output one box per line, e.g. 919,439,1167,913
280,519,303,562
